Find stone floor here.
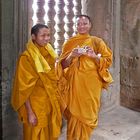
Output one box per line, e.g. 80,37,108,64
58,106,140,140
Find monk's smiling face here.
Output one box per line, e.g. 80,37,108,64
32,27,50,47
75,16,91,34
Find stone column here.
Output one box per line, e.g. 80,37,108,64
64,0,74,41
1,0,29,139
54,0,65,54
28,0,33,38
44,0,56,45
36,0,45,24
73,0,82,35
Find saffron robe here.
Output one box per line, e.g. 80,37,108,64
56,34,113,140
11,40,62,140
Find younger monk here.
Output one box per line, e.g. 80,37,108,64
11,23,61,140
56,15,113,140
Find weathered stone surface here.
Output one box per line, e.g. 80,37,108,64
1,0,27,139
1,0,140,140
91,106,140,140
120,0,140,111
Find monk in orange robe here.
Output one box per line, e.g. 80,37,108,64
56,15,113,140
11,24,62,140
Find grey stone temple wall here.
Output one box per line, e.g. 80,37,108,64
1,0,28,139
120,0,140,111
1,0,16,139
1,0,140,140
0,0,2,138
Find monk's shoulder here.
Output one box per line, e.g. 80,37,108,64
18,50,33,64
91,36,103,44
62,36,76,52
63,36,76,45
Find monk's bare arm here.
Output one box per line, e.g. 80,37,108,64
61,55,73,69
61,48,83,69
85,46,100,63
25,99,37,126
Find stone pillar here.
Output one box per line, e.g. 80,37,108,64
120,0,140,111
0,0,2,138
64,0,74,41
44,0,56,45
73,0,82,35
54,0,65,54
28,0,33,38
81,0,120,112
36,0,45,24
1,0,29,139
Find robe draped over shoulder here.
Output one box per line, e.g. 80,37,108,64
11,40,61,138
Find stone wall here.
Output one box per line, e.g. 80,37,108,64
0,0,2,138
1,0,19,139
120,0,140,111
1,0,28,139
1,0,140,140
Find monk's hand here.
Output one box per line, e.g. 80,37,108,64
86,47,97,58
70,47,83,58
85,46,101,62
27,111,37,126
63,46,85,68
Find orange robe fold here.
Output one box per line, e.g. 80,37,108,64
56,34,113,140
11,40,62,140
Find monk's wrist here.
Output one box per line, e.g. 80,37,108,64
94,53,101,59
61,54,73,69
66,54,73,64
